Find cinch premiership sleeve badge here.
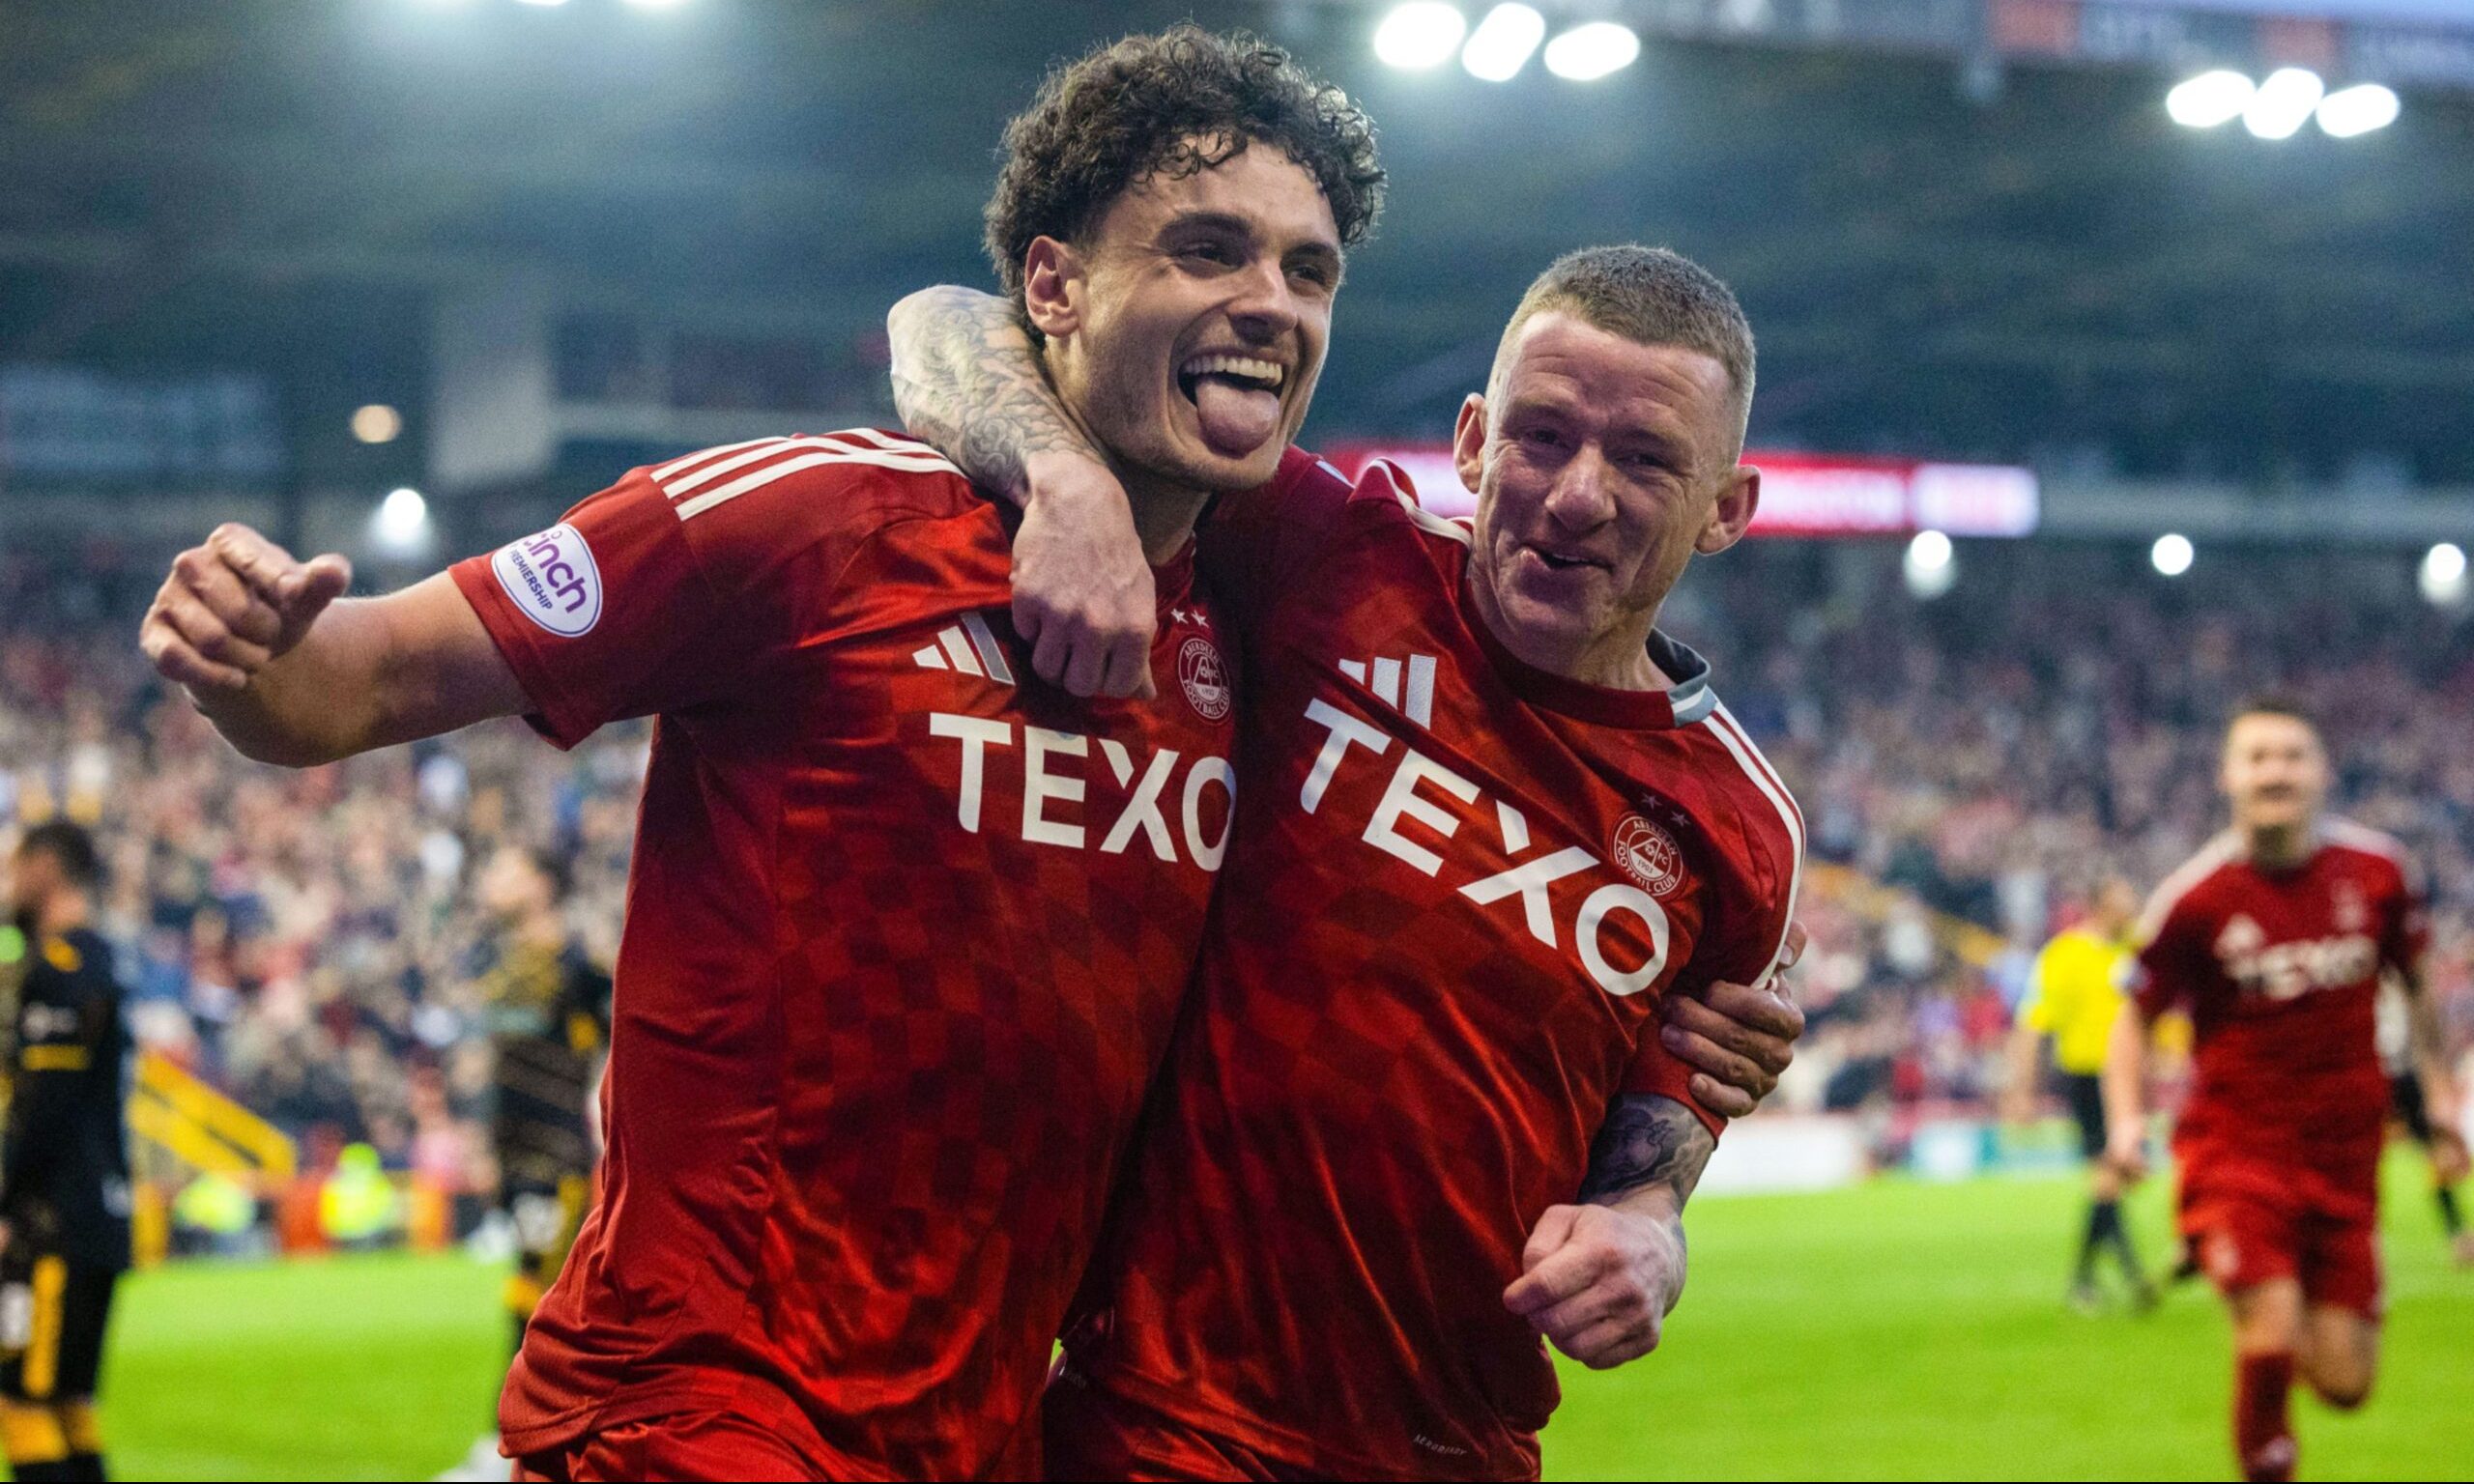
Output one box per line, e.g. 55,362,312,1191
493,524,603,638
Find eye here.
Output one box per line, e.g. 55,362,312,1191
1287,261,1336,290
1179,241,1239,268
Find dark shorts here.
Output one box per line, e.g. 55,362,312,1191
0,1257,117,1403
2064,1072,2109,1160
2389,1073,2433,1145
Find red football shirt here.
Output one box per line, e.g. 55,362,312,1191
447,431,1237,1478
1059,452,1804,1479
2129,820,2429,1213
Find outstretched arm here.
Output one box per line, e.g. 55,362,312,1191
887,286,1157,699
1503,1095,1716,1370
140,525,526,766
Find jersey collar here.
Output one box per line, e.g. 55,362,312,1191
1466,615,1717,730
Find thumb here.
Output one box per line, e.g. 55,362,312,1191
277,555,352,634
1012,590,1047,642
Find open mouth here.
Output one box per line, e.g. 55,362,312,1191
1177,353,1288,459
1529,547,1603,574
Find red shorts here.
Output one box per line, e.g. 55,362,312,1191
2180,1173,2382,1319
509,1409,826,1482
1043,1372,1311,1484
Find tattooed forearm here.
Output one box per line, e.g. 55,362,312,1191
1579,1094,1717,1208
886,286,1107,505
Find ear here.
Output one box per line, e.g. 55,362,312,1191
1021,237,1083,340
1695,463,1761,556
1453,392,1489,498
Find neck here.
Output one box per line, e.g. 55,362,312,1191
1465,569,1672,691
1042,345,1209,566
2245,819,2314,870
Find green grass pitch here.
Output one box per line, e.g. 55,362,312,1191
103,1156,2473,1480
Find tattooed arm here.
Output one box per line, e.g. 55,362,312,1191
886,285,1158,699
1502,1095,1716,1370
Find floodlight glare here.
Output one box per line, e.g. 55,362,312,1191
2166,70,2255,128
621,0,691,8
2243,68,2324,140
2316,83,2400,138
1462,5,1546,82
1543,22,1640,81
376,488,432,556
351,404,403,445
2151,533,2195,577
1903,531,1957,599
1374,3,1468,71
2421,543,2468,606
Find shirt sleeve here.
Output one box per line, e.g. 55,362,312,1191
2127,896,2200,1020
448,456,889,749
1619,1028,1726,1139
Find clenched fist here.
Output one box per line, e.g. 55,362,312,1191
140,525,352,693
1502,1202,1686,1370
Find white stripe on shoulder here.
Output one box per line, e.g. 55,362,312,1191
1392,490,1472,547
2320,816,2408,866
673,444,962,522
659,435,953,499
651,436,789,484
828,427,942,455
2136,832,2243,943
1697,705,1805,979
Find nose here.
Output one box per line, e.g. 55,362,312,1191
1540,445,1618,532
1223,258,1301,344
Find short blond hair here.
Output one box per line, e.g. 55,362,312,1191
1491,245,1756,449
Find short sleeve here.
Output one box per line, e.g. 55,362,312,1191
1620,1019,1726,1137
2127,895,2199,1020
2384,858,2431,978
1194,447,1356,636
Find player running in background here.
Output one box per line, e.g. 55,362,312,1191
2375,985,2474,1265
893,243,1803,1479
2002,875,2156,1312
2104,699,2468,1484
0,823,129,1484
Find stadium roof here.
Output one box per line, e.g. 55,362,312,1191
3,0,2471,487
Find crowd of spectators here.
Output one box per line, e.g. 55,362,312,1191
4,534,2470,1202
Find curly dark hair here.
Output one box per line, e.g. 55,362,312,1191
984,26,1385,311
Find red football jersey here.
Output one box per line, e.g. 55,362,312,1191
2129,820,2430,1212
447,431,1237,1479
1059,451,1804,1479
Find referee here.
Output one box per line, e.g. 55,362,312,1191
0,823,129,1483
2003,876,2155,1313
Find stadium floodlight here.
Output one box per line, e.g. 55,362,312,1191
2242,68,2324,140
2166,70,2255,128
1903,530,1957,600
1462,5,1546,82
2151,533,2195,577
2421,543,2469,607
375,488,433,557
2316,83,2401,138
350,404,402,445
1543,22,1640,81
1374,3,1468,71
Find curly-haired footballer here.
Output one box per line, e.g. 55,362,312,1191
141,30,1794,1481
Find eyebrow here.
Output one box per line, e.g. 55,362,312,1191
1161,211,1344,268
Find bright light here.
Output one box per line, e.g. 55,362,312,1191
2243,68,2324,140
1903,530,1957,599
2316,83,2401,138
2421,543,2469,606
620,0,691,8
375,488,431,556
2151,533,2195,577
2166,70,2255,128
1543,22,1640,81
513,0,571,7
1462,5,1546,82
1374,3,1467,71
351,404,402,445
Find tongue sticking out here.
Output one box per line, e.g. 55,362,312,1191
1192,375,1281,458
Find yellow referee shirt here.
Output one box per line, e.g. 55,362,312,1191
2021,928,2131,1075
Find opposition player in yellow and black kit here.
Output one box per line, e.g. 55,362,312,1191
0,823,128,1483
2005,876,2155,1311
472,844,610,1356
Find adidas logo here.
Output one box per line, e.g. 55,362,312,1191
911,612,1017,685
1338,654,1437,727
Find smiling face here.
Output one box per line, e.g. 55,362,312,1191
1456,311,1760,686
1023,140,1340,497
